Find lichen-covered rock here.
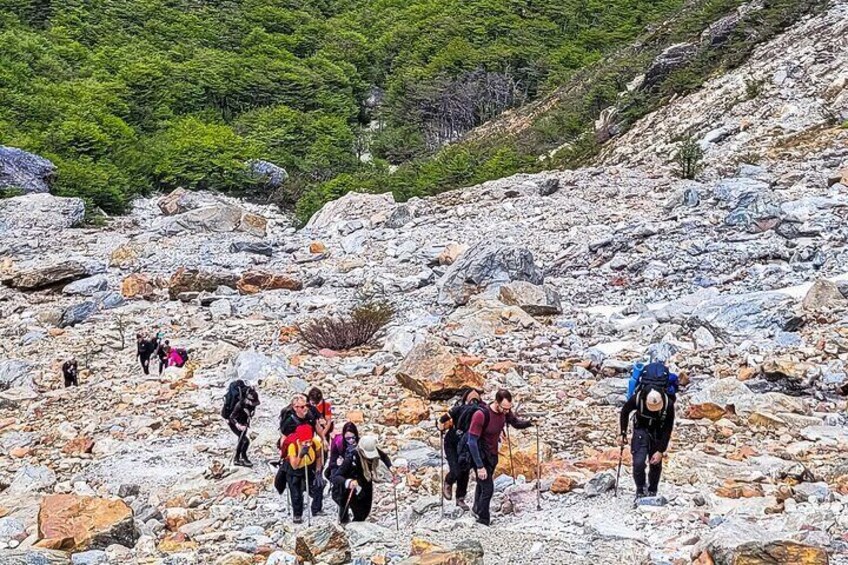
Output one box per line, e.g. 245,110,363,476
36,494,135,551
236,271,302,294
168,268,238,299
294,523,350,565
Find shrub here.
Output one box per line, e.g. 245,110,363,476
298,301,395,351
744,77,764,100
674,135,704,180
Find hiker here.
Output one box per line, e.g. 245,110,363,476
619,387,676,498
227,384,260,467
460,389,532,526
62,357,78,388
167,346,188,368
278,394,324,514
156,339,170,374
307,386,334,441
330,434,396,523
438,387,482,510
627,360,679,400
136,332,156,375
326,422,359,507
283,423,325,523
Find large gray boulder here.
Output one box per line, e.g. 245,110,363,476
0,193,85,232
62,275,108,297
689,291,802,341
4,261,90,290
60,300,100,328
305,191,395,231
0,549,70,564
498,281,562,315
248,159,288,189
0,146,55,194
641,43,698,90
437,244,544,306
0,359,35,392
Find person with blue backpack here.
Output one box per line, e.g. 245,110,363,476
619,360,677,499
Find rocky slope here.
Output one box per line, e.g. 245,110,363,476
1,3,848,565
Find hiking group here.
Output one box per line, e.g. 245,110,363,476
219,357,679,528
137,331,189,375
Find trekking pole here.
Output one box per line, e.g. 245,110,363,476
536,423,542,511
392,476,400,531
340,486,355,525
305,464,312,527
614,442,624,498
505,425,516,485
233,422,248,467
436,419,444,518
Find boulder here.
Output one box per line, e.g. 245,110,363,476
584,471,616,497
0,146,55,194
0,359,35,392
167,204,243,233
398,540,484,565
230,241,273,257
168,268,238,300
36,494,135,551
686,402,727,421
120,274,156,299
59,301,99,328
216,551,254,565
802,279,846,312
498,281,562,315
536,177,560,196
396,441,441,470
236,271,302,294
247,159,288,189
700,519,828,565
0,549,70,564
294,523,350,565
495,434,552,480
0,193,84,232
380,397,430,426
701,12,741,47
641,43,698,90
395,339,485,400
436,243,468,266
157,188,203,216
62,275,108,297
238,212,267,237
6,465,57,495
6,261,90,290
437,244,544,306
385,204,414,228
689,291,802,341
306,191,395,231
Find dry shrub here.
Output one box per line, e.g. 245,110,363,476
298,301,395,350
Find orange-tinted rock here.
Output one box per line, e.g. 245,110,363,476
36,494,135,551
574,447,632,472
715,480,764,499
551,476,578,494
346,410,365,424
159,532,198,553
62,437,94,455
686,402,727,421
395,339,485,400
309,241,327,254
495,434,552,480
121,273,156,299
380,398,430,426
237,271,303,294
223,480,260,499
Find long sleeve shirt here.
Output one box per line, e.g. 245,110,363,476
619,394,675,452
467,406,531,469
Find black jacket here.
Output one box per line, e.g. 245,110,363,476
619,394,675,452
62,361,78,377
330,448,392,490
229,399,256,427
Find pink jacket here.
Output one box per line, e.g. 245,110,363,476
167,349,184,367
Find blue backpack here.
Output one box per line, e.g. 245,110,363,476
627,361,678,400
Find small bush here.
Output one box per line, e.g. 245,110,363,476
298,301,395,351
744,77,764,100
674,136,705,180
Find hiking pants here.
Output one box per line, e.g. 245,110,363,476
158,357,167,375
286,467,322,519
64,372,78,387
339,483,373,524
631,428,662,493
139,353,151,375
229,422,250,460
472,455,497,525
444,431,459,484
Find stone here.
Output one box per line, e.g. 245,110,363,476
166,203,242,233
537,177,560,196
498,281,562,315
238,212,267,237
395,338,485,400
686,402,727,421
168,268,238,300
120,274,156,299
59,301,99,328
344,523,393,548
802,279,846,311
236,271,302,294
635,495,668,507
216,551,254,565
550,476,578,494
6,261,90,290
385,204,414,228
0,516,26,540
584,471,616,497
157,188,203,216
715,481,765,499
0,549,71,564
0,359,35,392
641,43,698,90
294,523,350,565
62,275,108,297
0,146,55,193
6,465,56,495
309,241,327,254
0,193,85,233
437,243,468,266
689,291,801,341
495,435,552,480
396,441,441,470
70,550,108,565
247,159,288,189
380,397,430,426
230,241,273,256
700,519,828,565
437,244,544,306
397,539,484,565
36,494,135,551
305,191,394,231
266,551,297,565
693,327,717,350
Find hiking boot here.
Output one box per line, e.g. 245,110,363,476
456,498,470,511
292,516,303,524
635,488,647,499
442,482,453,500
475,516,490,527
647,490,657,497
233,458,246,467
240,457,254,468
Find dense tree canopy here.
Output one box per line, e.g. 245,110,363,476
0,0,684,217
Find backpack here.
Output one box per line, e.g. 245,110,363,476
176,348,189,362
279,406,318,436
221,380,247,420
633,362,671,423
627,361,678,400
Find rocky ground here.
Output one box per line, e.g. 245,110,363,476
2,3,848,565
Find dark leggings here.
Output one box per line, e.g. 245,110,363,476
472,456,497,524
229,422,250,460
286,467,323,518
158,357,167,374
64,373,78,387
632,428,663,493
339,483,373,523
445,432,471,499
139,354,151,375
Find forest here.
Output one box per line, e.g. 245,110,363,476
0,0,686,220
